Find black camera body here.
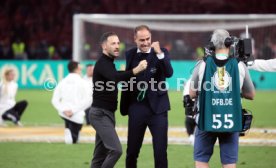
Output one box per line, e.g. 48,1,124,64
183,95,196,116
204,36,253,65
230,37,253,64
240,108,253,136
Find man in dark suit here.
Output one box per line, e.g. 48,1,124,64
120,25,173,168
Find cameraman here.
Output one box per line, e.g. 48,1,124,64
189,29,255,168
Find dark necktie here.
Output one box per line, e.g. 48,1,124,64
138,52,148,61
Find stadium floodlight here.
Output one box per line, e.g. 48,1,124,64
73,14,276,61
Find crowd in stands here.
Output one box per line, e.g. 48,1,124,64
83,25,276,60
0,0,275,60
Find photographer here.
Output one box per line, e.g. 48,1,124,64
189,29,255,168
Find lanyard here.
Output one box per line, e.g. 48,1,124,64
136,53,150,102
137,85,147,102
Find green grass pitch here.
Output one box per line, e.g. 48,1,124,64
0,143,275,168
1,89,274,168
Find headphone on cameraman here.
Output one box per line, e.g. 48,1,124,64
224,36,234,48
203,36,234,61
208,36,233,50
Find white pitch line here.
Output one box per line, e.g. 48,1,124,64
1,135,276,146
1,126,276,146
115,127,276,133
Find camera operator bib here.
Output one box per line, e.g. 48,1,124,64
198,56,242,132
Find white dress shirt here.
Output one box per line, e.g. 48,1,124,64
83,75,93,105
137,48,165,59
52,73,91,124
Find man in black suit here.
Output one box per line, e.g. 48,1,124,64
120,25,173,168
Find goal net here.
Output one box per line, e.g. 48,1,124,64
72,14,276,144
73,14,276,61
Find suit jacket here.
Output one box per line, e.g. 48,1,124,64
120,47,173,116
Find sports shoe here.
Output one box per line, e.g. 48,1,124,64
189,134,195,146
64,128,73,144
15,121,23,127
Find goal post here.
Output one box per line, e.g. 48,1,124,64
73,14,276,61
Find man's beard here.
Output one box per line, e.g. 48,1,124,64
108,51,118,59
108,53,116,59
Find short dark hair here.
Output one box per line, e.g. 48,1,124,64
86,63,94,68
68,61,79,73
134,25,151,35
100,32,117,45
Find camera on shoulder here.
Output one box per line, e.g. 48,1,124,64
204,36,253,65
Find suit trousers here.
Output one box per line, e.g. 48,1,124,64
85,107,91,125
89,107,122,168
126,100,168,168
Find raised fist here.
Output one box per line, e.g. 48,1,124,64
137,60,148,71
133,60,148,75
151,41,162,54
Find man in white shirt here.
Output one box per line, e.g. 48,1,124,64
52,61,91,144
0,67,28,126
83,64,94,125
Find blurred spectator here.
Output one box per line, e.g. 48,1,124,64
119,41,126,56
58,42,72,60
0,0,275,60
260,38,274,59
48,45,56,59
83,64,94,125
83,43,91,60
36,41,49,59
0,67,28,126
171,39,193,59
27,41,37,59
0,39,13,60
164,42,173,52
195,47,204,59
12,38,27,59
0,41,5,59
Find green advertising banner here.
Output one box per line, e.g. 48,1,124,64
0,60,275,90
0,60,70,89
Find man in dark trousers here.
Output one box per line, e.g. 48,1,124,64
120,25,173,168
89,32,147,168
